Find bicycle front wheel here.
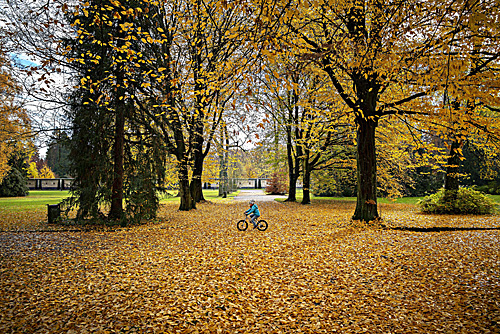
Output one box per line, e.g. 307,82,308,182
257,220,268,231
237,220,248,231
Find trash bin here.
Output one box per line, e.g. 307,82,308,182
47,204,60,224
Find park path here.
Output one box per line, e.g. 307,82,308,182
233,189,287,202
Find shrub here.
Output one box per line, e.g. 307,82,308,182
265,172,287,195
476,181,500,195
0,167,29,197
418,188,498,215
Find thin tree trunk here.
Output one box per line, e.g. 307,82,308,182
444,139,462,191
285,86,301,202
443,139,462,202
301,161,311,205
218,154,226,197
285,128,298,202
218,125,229,197
352,118,379,221
190,118,206,203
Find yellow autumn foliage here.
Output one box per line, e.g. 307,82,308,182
0,46,31,183
39,165,55,179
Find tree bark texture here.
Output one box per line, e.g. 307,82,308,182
285,89,301,202
285,130,299,202
108,12,127,221
444,139,462,192
352,118,379,221
286,173,298,202
109,90,125,220
190,151,205,203
443,139,462,202
178,161,195,211
190,127,207,202
301,160,311,205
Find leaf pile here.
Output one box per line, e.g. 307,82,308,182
1,201,499,333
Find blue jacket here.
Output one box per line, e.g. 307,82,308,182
245,204,260,217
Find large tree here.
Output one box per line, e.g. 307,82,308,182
263,0,500,220
66,0,165,221
97,0,256,210
254,55,354,203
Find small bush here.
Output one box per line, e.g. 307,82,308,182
418,188,498,215
476,181,500,195
0,167,29,197
265,172,287,195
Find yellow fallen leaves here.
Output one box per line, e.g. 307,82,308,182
0,200,499,333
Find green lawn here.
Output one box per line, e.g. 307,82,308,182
281,190,425,204
0,190,71,213
284,190,500,205
0,189,240,212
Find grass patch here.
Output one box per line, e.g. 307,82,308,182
0,189,240,212
280,190,423,205
0,190,70,213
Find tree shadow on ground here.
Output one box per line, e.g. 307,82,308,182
386,226,500,232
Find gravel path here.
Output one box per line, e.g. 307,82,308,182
233,189,287,202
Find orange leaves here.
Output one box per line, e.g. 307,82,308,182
0,200,499,332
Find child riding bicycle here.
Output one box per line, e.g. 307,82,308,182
244,199,260,228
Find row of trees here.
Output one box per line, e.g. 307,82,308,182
2,0,500,222
62,0,261,220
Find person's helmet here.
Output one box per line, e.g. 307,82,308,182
249,199,255,205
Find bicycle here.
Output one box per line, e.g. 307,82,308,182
237,215,268,231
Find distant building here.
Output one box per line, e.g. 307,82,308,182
204,178,302,189
28,178,73,190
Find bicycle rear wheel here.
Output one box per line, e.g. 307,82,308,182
237,220,248,231
257,220,268,231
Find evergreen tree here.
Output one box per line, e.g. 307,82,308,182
45,132,71,177
65,0,164,223
0,151,29,197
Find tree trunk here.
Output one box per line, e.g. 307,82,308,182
190,174,204,203
444,139,462,201
218,157,227,197
173,118,195,210
218,125,229,197
109,97,125,220
287,174,298,202
108,13,127,221
178,160,195,211
445,139,461,191
190,141,206,203
285,83,301,202
301,162,311,205
352,118,379,221
285,132,298,202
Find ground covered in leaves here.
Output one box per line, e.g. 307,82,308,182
1,201,499,333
